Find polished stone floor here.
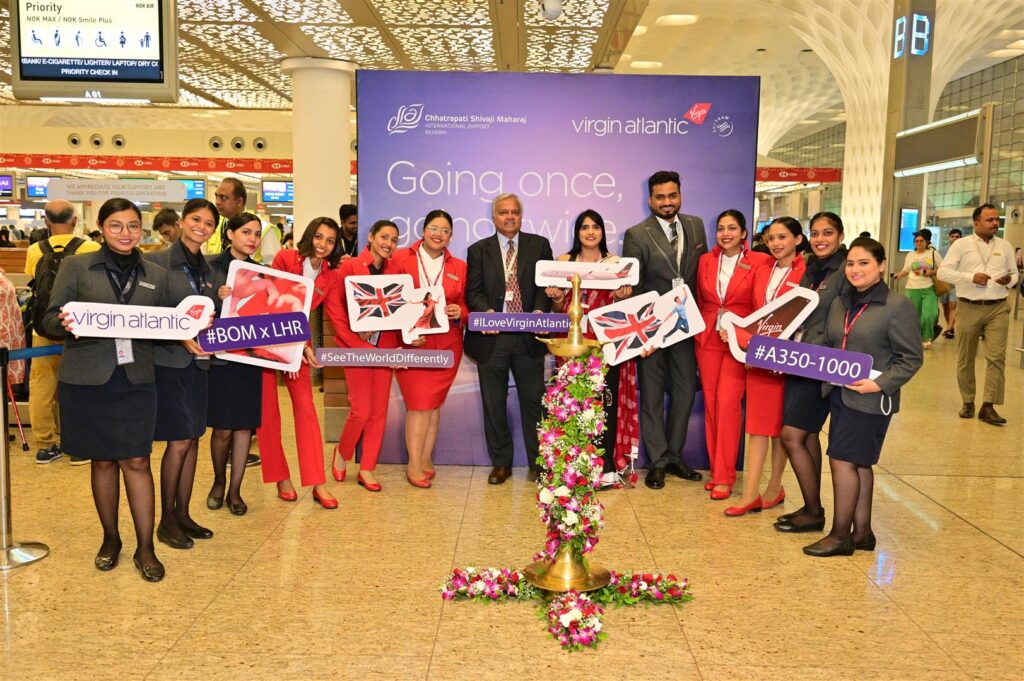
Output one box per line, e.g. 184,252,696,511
1,318,1021,680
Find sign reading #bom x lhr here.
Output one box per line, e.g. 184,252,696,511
198,312,310,353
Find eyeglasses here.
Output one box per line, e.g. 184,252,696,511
106,221,142,234
425,225,452,236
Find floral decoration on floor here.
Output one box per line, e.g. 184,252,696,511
439,353,693,651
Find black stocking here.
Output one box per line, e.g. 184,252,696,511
852,466,874,541
780,426,824,523
227,429,251,505
90,460,122,555
118,456,159,567
209,429,231,499
828,457,861,541
174,439,201,531
159,439,192,539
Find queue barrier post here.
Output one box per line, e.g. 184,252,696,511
0,346,49,570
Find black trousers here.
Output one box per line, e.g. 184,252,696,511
637,338,697,468
601,362,621,473
477,335,546,470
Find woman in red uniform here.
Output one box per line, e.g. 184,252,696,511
329,220,401,492
256,217,347,509
695,210,771,500
725,217,807,517
391,210,468,487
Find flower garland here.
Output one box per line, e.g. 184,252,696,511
440,567,539,603
544,591,605,651
593,570,693,607
534,352,608,562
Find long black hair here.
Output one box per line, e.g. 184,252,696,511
181,197,220,225
97,197,141,225
567,209,609,258
296,216,343,269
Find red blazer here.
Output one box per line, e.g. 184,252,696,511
333,248,399,350
390,240,469,351
695,247,772,351
270,248,348,346
751,254,807,309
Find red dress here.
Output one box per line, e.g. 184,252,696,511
256,249,348,487
334,248,399,471
391,241,468,411
745,257,807,437
695,247,772,485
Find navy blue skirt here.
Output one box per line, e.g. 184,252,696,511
206,360,262,430
825,390,892,466
153,362,208,441
782,374,830,433
59,367,157,460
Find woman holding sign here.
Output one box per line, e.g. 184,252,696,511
776,212,847,533
695,210,771,500
544,209,637,487
258,217,348,509
44,198,170,582
803,238,922,556
145,198,219,550
204,213,264,516
391,210,468,487
330,220,401,492
726,217,806,517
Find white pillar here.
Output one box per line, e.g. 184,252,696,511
281,58,356,239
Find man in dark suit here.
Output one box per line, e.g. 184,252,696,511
465,193,553,484
622,170,708,490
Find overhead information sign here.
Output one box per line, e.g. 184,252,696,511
47,178,186,202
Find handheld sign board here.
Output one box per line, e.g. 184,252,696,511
63,295,213,340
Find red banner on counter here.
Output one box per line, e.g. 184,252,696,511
755,167,842,183
0,153,294,174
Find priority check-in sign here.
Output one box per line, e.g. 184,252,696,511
198,312,310,353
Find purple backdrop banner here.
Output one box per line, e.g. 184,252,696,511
356,71,760,467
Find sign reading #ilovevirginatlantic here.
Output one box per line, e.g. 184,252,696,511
198,312,310,353
746,336,873,384
467,312,569,333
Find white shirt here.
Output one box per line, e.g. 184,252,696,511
899,248,942,290
417,248,444,287
937,233,1018,301
302,257,321,281
717,252,739,301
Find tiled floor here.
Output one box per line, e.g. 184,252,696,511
1,318,1021,680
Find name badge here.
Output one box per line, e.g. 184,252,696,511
115,338,134,365
715,308,725,330
138,281,155,290
446,273,460,281
314,287,325,296
737,262,751,270
504,290,514,301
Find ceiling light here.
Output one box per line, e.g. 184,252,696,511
985,49,1024,58
800,120,819,125
633,26,648,36
630,61,663,69
655,15,699,27
896,108,980,137
1008,40,1024,49
893,157,978,178
39,97,150,105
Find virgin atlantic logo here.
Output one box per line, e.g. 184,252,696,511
683,103,712,124
387,104,425,135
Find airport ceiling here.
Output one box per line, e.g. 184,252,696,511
0,0,1021,148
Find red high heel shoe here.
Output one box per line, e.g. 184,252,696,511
357,473,382,493
704,481,714,491
709,485,732,501
724,496,762,517
277,483,298,502
424,468,436,480
312,489,338,509
761,488,785,509
331,444,348,482
407,474,431,489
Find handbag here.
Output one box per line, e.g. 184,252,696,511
928,248,952,297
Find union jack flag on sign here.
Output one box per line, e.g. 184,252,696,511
350,281,405,321
592,302,661,361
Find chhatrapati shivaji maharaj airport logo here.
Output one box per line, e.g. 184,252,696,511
712,115,734,137
387,104,425,135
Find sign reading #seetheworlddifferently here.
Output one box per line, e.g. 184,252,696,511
63,295,213,340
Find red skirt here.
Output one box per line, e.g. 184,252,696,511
395,336,462,410
745,366,785,436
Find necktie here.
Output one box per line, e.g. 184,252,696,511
504,240,523,313
670,221,684,268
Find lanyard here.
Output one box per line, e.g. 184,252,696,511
970,235,994,269
501,238,517,280
841,303,869,350
417,247,443,288
106,267,139,305
765,263,791,302
181,264,208,294
716,252,739,303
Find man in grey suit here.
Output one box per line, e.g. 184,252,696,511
465,193,553,485
622,170,708,489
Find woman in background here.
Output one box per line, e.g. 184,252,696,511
205,213,264,516
330,220,401,492
725,217,806,517
892,231,941,349
694,209,771,500
803,237,923,556
391,210,468,487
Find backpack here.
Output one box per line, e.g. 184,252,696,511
28,237,83,341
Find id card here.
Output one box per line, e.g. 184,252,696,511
715,308,725,331
672,277,684,290
115,338,134,365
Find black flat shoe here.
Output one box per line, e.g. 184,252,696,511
802,536,854,557
133,556,165,582
644,467,666,490
157,524,194,550
94,546,121,572
774,517,826,533
776,506,808,524
227,500,248,516
181,523,214,540
853,532,877,551
206,492,224,510
665,462,703,482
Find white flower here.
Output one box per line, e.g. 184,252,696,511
554,486,571,497
564,510,579,525
582,408,596,421
559,608,583,627
538,487,555,505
